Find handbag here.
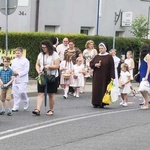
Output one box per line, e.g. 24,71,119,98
102,91,111,104
36,74,46,86
46,74,56,83
102,81,114,104
43,54,56,83
138,78,150,92
110,86,119,103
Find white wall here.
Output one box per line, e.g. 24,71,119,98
0,0,36,32
0,0,149,37
100,0,149,37
38,0,97,35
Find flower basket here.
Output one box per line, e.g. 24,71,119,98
63,74,71,79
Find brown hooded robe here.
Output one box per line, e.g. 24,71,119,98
90,54,115,107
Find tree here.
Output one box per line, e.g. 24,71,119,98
130,15,149,38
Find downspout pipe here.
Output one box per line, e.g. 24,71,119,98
35,0,39,32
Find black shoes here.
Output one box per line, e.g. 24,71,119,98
12,109,19,112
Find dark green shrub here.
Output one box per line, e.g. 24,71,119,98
0,32,150,77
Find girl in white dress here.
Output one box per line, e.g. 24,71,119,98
124,51,136,95
124,51,135,80
119,63,131,107
70,57,85,98
60,53,73,99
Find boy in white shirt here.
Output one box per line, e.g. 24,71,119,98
11,47,30,112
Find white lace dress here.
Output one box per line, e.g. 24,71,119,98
120,71,131,94
124,58,134,80
70,64,84,87
60,60,73,85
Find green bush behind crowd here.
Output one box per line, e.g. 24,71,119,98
0,32,150,78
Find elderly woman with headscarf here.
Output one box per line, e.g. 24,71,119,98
90,42,115,108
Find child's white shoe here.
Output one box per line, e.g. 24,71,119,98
76,95,79,98
122,102,128,107
120,101,124,105
63,95,68,99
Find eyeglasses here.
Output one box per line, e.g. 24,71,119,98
3,61,10,62
41,46,47,49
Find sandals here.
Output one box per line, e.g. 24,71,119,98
141,105,149,110
32,109,54,116
131,89,136,96
32,109,40,116
46,110,54,116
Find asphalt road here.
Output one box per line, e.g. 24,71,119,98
0,90,150,150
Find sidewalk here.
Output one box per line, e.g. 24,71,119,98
27,80,141,97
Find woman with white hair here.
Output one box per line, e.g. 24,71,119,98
90,42,115,108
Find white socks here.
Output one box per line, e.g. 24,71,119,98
64,87,69,97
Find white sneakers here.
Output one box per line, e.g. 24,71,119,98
73,93,79,98
63,95,68,99
122,102,128,107
120,101,124,105
120,101,128,107
24,100,30,110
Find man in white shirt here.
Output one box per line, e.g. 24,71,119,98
11,47,30,112
56,37,69,61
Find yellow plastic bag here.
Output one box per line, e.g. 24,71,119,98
102,81,114,104
106,81,114,92
102,92,111,104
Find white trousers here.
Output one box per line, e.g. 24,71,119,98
12,83,29,110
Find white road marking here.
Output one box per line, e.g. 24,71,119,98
0,108,139,140
0,111,110,135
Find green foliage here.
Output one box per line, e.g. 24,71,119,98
0,32,150,77
130,15,149,38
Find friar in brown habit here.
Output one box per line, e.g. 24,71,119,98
90,42,115,108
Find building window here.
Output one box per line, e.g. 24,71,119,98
80,27,89,35
116,31,124,37
80,27,94,35
45,25,60,33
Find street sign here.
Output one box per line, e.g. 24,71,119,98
0,0,18,15
121,12,132,27
0,0,18,56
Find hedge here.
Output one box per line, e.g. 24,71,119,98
0,32,150,77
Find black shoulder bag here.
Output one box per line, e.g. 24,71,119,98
43,54,57,83
46,71,56,83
